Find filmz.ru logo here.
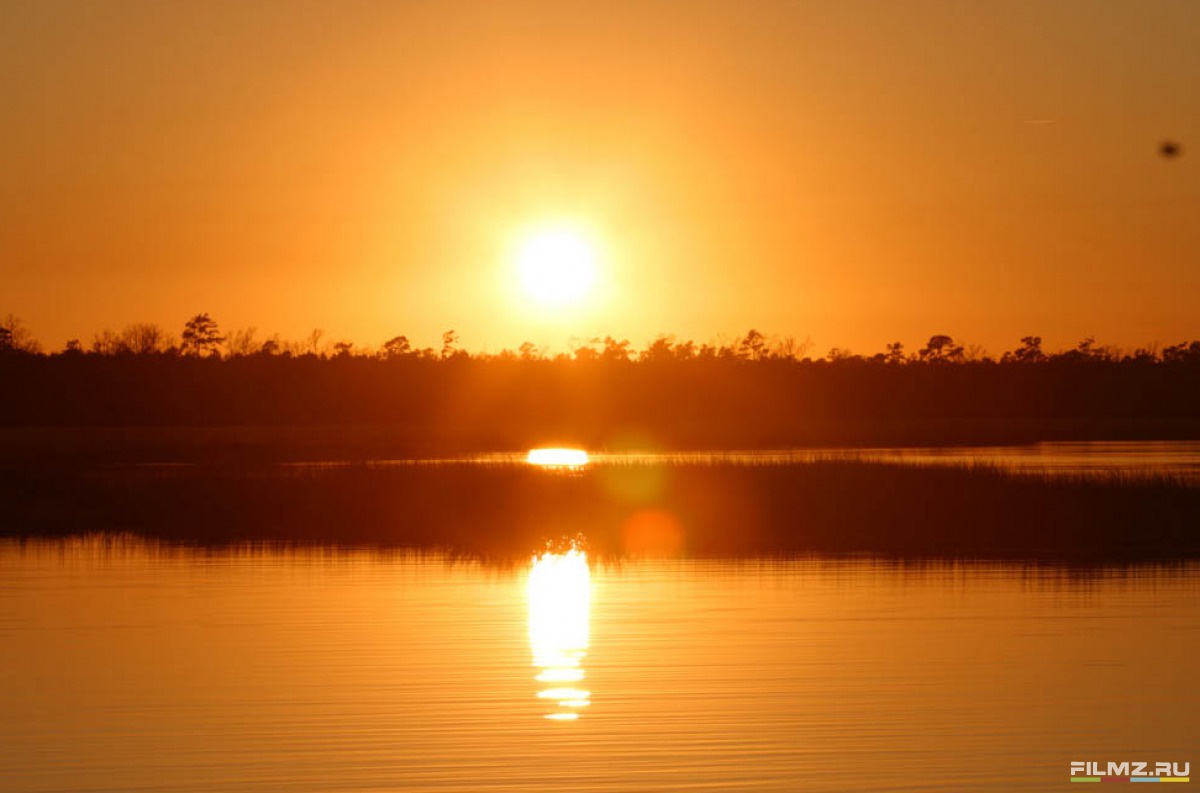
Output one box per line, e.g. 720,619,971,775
1070,761,1190,782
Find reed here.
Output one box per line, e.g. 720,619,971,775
2,459,1197,561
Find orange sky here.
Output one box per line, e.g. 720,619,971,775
2,0,1197,356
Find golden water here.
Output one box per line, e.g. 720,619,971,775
1,538,1196,791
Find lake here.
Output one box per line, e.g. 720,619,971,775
2,537,1196,791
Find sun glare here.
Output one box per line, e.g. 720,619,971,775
516,230,597,307
526,448,590,468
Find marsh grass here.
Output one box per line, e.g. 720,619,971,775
3,458,1197,561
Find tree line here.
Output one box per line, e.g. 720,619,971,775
3,312,1199,365
2,312,1199,448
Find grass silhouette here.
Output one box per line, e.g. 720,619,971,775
4,459,1196,561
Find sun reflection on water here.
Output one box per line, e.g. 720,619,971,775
526,448,590,469
527,548,591,720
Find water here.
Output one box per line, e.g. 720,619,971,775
2,537,1196,792
287,440,1200,482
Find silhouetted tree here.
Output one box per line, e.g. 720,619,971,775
306,329,325,356
90,330,121,356
382,336,412,359
517,341,541,361
1057,337,1116,362
441,330,459,360
1128,345,1158,363
919,334,964,362
672,339,697,360
0,314,40,353
772,335,808,360
885,342,906,364
1075,337,1097,358
642,335,675,363
84,324,169,356
573,340,599,362
225,327,258,357
333,341,354,358
738,329,768,361
1005,336,1046,363
120,323,168,355
600,336,631,362
963,343,989,362
1163,341,1200,363
181,314,226,357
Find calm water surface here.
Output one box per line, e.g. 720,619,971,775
287,440,1200,481
1,538,1196,792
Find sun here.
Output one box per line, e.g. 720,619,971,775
516,229,597,307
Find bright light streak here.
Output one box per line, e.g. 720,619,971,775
528,548,592,719
526,448,590,468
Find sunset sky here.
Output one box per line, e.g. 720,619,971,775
2,0,1197,355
